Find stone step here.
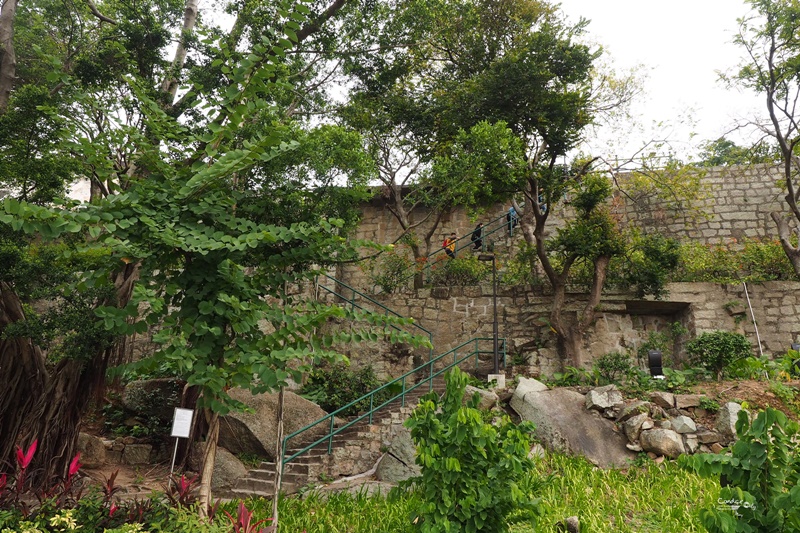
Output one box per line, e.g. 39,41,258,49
257,462,310,475
242,470,307,485
235,472,306,490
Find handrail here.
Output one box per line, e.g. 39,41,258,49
316,273,434,361
282,336,506,468
383,211,518,291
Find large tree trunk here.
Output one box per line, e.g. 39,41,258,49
0,283,47,471
0,0,18,113
1,264,140,486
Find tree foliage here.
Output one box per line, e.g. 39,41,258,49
405,367,542,532
732,0,800,276
680,408,800,532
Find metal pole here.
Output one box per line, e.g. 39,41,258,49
492,256,499,374
742,281,764,358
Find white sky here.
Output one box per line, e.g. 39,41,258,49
557,0,765,162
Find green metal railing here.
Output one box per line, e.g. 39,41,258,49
381,211,519,293
281,336,506,468
316,273,433,361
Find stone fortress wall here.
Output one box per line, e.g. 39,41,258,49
336,164,800,376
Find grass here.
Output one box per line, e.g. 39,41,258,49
223,452,720,533
516,453,719,532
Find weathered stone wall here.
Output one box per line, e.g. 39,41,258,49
621,164,788,242
344,164,791,292
336,281,800,378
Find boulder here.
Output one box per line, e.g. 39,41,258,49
695,429,722,444
585,385,624,411
122,444,153,465
649,391,675,409
622,413,650,443
376,427,420,483
670,415,697,434
675,394,704,409
511,387,635,468
684,434,700,454
218,388,328,460
188,444,249,490
464,385,499,410
639,429,685,458
715,402,742,443
211,447,249,491
77,433,106,467
617,401,651,423
122,378,185,423
514,377,549,397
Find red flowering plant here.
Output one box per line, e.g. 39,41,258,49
0,439,85,514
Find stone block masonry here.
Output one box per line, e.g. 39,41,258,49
337,281,800,378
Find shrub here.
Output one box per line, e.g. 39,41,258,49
594,351,633,384
680,408,800,532
405,367,542,532
366,245,414,294
300,363,391,416
686,331,752,380
428,255,490,286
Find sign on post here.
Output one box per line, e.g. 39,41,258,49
169,408,194,478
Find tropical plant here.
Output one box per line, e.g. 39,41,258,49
680,408,800,532
594,351,633,384
686,331,753,380
405,367,542,532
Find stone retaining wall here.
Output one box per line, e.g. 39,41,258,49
339,281,800,377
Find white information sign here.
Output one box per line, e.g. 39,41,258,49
170,408,194,438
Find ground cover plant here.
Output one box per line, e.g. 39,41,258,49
405,367,542,532
680,408,800,532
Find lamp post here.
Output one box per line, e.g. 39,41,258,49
478,253,499,374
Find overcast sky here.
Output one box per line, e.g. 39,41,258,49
557,0,765,161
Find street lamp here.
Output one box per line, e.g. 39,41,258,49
478,253,499,375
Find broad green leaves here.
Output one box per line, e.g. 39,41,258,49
406,368,542,532
680,408,800,532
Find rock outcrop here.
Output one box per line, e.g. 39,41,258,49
218,388,328,460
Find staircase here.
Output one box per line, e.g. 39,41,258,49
228,267,508,498
228,378,448,498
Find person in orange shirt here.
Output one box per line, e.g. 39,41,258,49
443,232,457,259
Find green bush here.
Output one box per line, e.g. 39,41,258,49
366,245,415,294
686,331,752,379
672,238,795,283
406,367,542,532
300,363,392,416
594,351,633,384
428,255,490,286
680,408,800,532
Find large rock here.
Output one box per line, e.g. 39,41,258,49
675,394,704,409
218,388,328,460
585,385,624,411
670,415,697,434
464,385,499,410
511,387,635,468
211,447,249,491
376,427,420,483
122,378,185,423
649,391,675,409
77,433,106,467
188,444,249,490
617,401,652,423
716,402,743,443
514,377,549,397
622,413,650,443
640,429,685,458
122,444,153,465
